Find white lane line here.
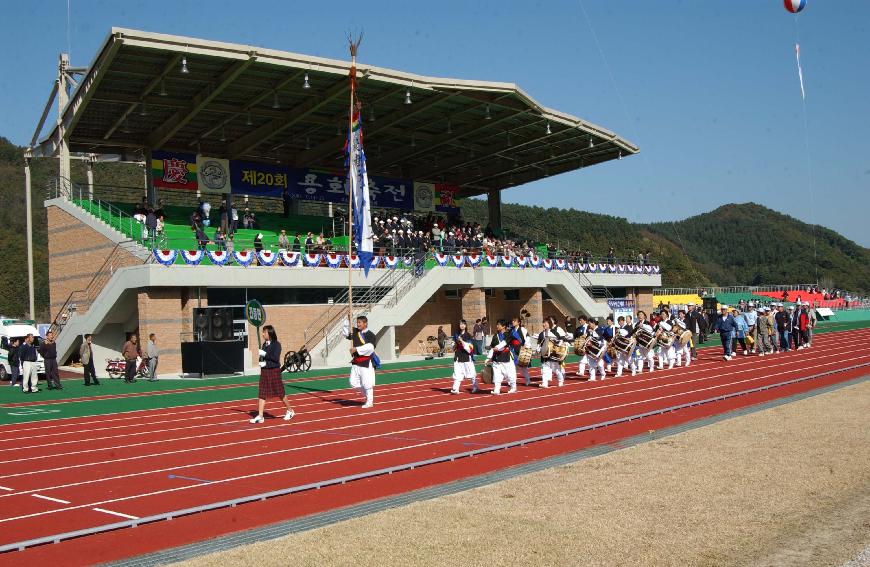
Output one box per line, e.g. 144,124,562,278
2,355,865,526
1,328,863,435
1,337,865,474
92,507,139,520
31,493,71,504
0,352,866,517
2,330,863,454
0,486,13,491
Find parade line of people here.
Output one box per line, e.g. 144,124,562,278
250,301,817,421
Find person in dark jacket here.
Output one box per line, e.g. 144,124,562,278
40,331,62,390
18,335,39,393
774,305,792,352
8,337,21,389
712,306,738,360
250,325,295,424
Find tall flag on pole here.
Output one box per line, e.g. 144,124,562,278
347,73,374,277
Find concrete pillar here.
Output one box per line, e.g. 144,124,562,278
376,325,397,362
24,157,35,319
460,288,487,322
86,158,95,200
487,190,502,235
145,149,156,206
57,54,71,198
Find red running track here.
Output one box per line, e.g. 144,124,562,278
0,328,868,562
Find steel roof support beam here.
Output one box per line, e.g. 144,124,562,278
147,57,255,148
227,77,349,159
103,54,183,140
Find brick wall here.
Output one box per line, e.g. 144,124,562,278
137,288,185,374
245,304,331,367
46,205,139,321
396,289,462,356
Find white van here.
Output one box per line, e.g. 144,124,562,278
0,319,46,381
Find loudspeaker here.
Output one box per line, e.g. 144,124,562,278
192,307,235,341
702,297,718,313
209,307,233,341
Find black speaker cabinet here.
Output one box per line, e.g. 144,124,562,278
192,307,235,341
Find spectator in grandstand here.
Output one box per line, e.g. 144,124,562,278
189,210,202,230
154,198,166,221
282,187,292,218
194,225,209,250
278,230,290,250
144,207,158,239
292,234,301,252
218,199,229,235
213,228,226,251
253,233,264,253
713,306,737,361
230,204,239,234
607,247,615,264
242,208,252,229
316,233,326,249
304,232,314,251
225,233,235,255
122,334,140,383
199,199,211,227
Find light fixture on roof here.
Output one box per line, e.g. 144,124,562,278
468,147,475,159
305,136,311,150
180,55,189,74
245,111,253,126
484,104,491,120
303,72,311,90
139,103,148,117
546,121,552,135
272,91,280,109
410,133,416,147
368,106,376,122
618,149,623,160
404,87,412,105
158,80,167,97
506,131,512,147
220,127,226,142
446,119,452,134
121,117,131,133
588,137,594,149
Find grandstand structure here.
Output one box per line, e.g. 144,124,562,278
26,28,660,374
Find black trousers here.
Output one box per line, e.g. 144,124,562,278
45,358,61,388
125,359,137,382
84,361,98,384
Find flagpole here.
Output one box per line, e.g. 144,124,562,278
347,36,360,330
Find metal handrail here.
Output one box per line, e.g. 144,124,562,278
49,240,144,336
655,284,817,296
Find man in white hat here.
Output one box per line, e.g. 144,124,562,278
632,311,656,373
756,306,773,356
657,320,677,369
613,327,634,377
674,318,692,367
744,302,758,354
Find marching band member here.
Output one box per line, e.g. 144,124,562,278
657,320,677,370
509,317,531,387
630,311,654,373
584,319,607,381
537,317,567,388
450,319,477,394
675,318,691,367
344,315,377,408
613,328,633,377
600,316,617,375
486,320,517,395
575,315,589,376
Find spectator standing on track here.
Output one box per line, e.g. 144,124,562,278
18,334,39,393
436,326,448,357
472,319,485,355
713,306,737,361
8,337,21,389
685,303,706,359
744,304,758,354
755,307,773,356
807,302,817,347
40,331,62,390
79,334,100,386
250,325,295,424
775,305,791,352
147,333,159,382
122,334,140,383
732,309,750,356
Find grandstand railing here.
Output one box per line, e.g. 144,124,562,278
654,284,816,296
49,240,148,337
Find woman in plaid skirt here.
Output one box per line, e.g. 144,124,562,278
250,325,296,424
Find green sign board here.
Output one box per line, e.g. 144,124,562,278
245,300,266,327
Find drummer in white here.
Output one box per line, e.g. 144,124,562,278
537,318,566,388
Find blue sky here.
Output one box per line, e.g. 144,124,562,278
2,0,868,245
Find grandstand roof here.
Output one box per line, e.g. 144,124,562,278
29,28,638,197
